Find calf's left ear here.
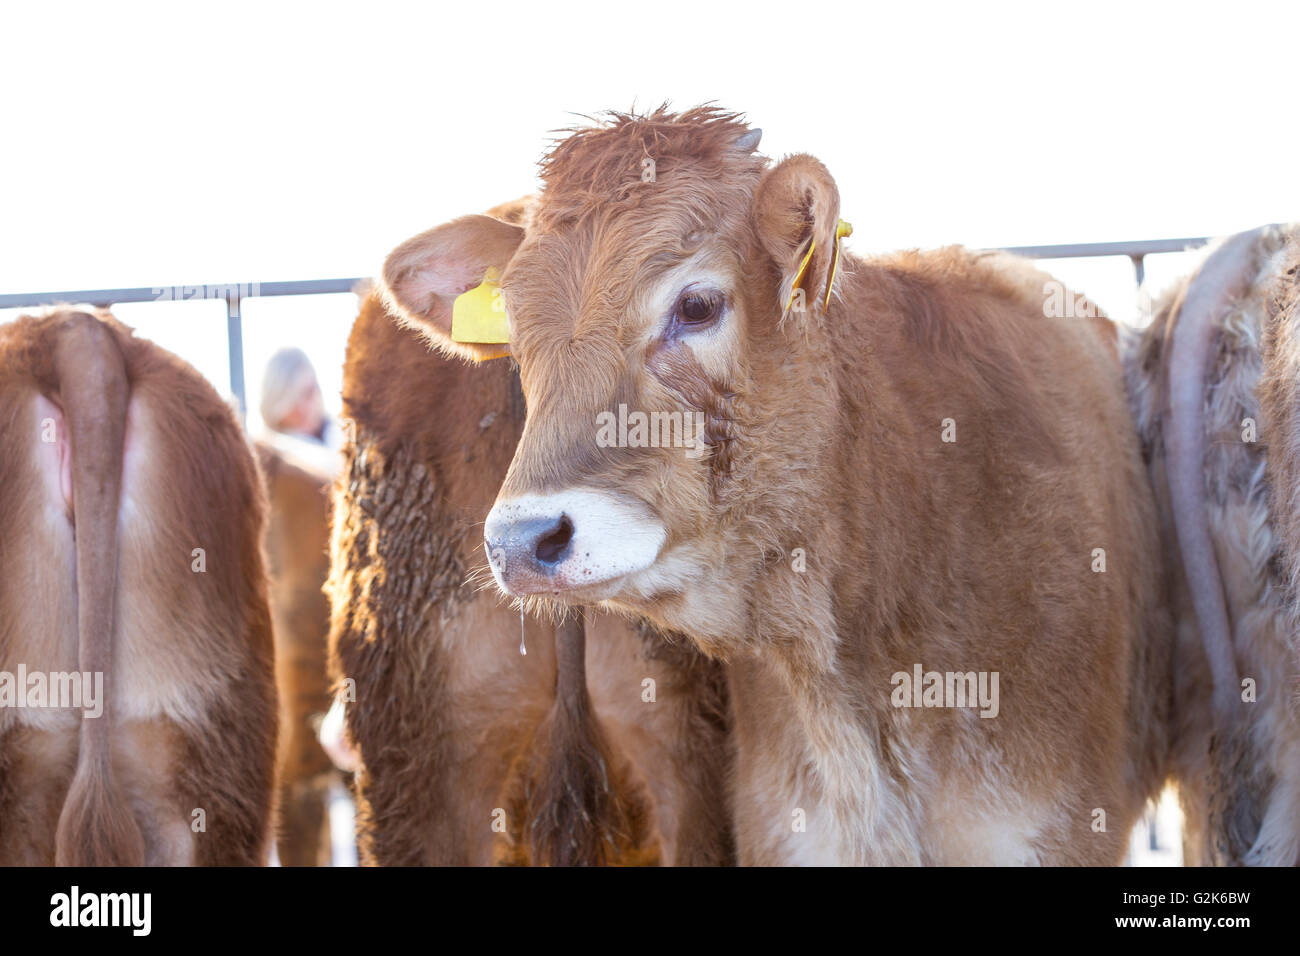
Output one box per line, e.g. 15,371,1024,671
752,154,846,321
380,213,525,362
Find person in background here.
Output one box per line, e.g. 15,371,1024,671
260,346,341,450
256,346,348,865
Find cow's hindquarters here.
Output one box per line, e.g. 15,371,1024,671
0,310,278,866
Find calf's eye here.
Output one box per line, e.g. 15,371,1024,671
673,289,724,331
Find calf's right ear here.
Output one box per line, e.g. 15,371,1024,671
752,154,844,323
380,214,525,362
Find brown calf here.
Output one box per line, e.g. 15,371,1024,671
257,437,337,866
0,308,278,865
1125,224,1300,865
381,107,1173,864
327,285,732,865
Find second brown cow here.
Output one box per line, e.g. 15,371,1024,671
327,281,732,865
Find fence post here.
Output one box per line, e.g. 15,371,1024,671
1130,254,1146,288
226,290,246,424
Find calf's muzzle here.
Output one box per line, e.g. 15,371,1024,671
484,489,667,598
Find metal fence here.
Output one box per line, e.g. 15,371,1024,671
0,236,1211,417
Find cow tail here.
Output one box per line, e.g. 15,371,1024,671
525,608,629,866
52,313,144,866
1162,226,1274,862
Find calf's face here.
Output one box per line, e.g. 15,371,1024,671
381,119,845,639
488,213,747,606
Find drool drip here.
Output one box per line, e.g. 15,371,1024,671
519,605,526,656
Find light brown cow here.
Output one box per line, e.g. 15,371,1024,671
380,107,1174,865
257,437,337,866
327,282,732,866
1124,224,1300,866
0,308,278,865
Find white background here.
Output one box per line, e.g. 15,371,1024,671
2,0,1296,425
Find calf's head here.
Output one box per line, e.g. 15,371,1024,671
381,108,848,642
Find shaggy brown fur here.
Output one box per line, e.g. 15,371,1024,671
327,288,732,865
1127,224,1300,865
0,308,278,865
257,439,336,865
383,107,1174,864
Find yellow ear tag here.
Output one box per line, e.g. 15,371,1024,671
785,237,816,312
783,218,852,313
451,267,511,345
824,219,853,309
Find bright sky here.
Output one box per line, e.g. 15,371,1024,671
2,0,1296,423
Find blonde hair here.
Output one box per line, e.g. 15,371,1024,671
259,347,318,431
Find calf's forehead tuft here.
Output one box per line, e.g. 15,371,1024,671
535,105,766,229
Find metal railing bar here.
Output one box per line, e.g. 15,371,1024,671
993,237,1208,259
0,238,1217,312
0,238,1217,425
0,277,367,310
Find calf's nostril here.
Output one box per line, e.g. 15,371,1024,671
535,515,574,565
